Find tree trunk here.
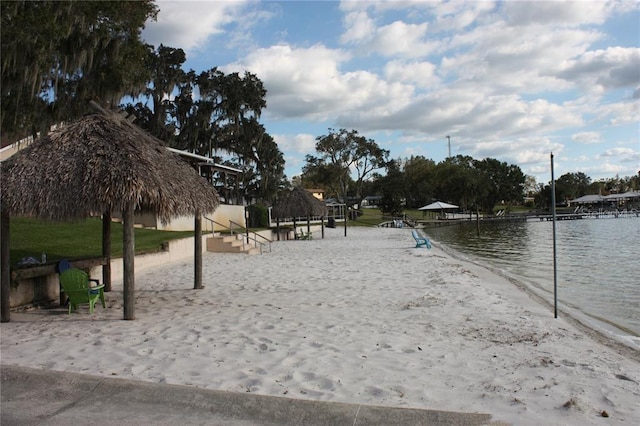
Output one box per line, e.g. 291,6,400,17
123,204,135,320
344,212,348,237
102,210,112,292
1,209,10,323
194,212,203,290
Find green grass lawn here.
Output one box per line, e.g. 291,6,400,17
8,217,194,267
348,208,434,226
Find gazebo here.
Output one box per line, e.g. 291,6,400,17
418,201,459,219
1,105,220,321
272,187,328,239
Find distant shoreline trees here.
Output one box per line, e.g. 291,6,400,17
302,147,639,214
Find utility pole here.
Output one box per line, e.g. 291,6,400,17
446,135,451,158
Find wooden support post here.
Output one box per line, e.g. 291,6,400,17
344,209,348,237
194,212,203,289
123,204,135,320
1,209,10,323
102,210,112,292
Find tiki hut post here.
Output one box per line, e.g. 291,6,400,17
194,211,203,290
344,211,348,237
123,203,136,320
1,109,220,322
272,187,328,240
1,208,10,323
102,209,112,292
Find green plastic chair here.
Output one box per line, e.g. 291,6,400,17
59,268,106,314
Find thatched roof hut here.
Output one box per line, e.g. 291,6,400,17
1,106,220,321
1,114,219,221
272,187,327,219
272,187,327,239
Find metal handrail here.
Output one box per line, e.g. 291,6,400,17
203,216,271,253
229,220,272,248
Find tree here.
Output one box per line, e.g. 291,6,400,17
534,184,552,210
252,132,287,203
433,155,486,211
122,44,187,144
303,128,389,207
475,158,525,211
376,160,405,216
124,63,280,204
402,156,436,209
555,172,591,203
524,175,539,197
1,0,157,141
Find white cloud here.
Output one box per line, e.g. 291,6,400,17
225,43,416,123
595,99,640,126
384,60,439,88
503,0,613,26
340,10,375,44
140,0,639,183
142,0,253,52
572,131,602,144
598,147,636,158
371,20,436,58
559,47,640,92
274,133,316,155
445,22,600,94
224,44,350,120
276,133,319,177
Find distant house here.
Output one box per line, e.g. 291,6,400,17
361,195,383,208
305,188,325,201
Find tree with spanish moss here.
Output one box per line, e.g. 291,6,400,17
1,0,157,142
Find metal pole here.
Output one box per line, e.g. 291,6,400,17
550,153,558,318
446,136,451,158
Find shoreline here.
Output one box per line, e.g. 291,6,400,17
2,227,639,425
433,239,640,361
426,216,640,342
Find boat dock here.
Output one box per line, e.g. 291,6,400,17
406,210,639,228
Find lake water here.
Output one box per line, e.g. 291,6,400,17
425,215,639,348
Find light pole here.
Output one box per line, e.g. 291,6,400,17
446,135,451,158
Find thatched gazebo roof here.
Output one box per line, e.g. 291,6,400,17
1,113,219,222
272,187,327,219
1,105,220,321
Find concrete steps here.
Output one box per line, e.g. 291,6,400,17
206,234,261,255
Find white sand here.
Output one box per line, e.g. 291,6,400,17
2,227,639,425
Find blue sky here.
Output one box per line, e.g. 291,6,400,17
142,0,640,185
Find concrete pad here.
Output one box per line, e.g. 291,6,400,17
1,365,500,425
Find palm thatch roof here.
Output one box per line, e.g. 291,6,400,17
272,187,327,219
1,105,220,322
1,113,219,222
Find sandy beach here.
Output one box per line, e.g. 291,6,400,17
1,227,639,425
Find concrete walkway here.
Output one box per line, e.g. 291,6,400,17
1,365,501,425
